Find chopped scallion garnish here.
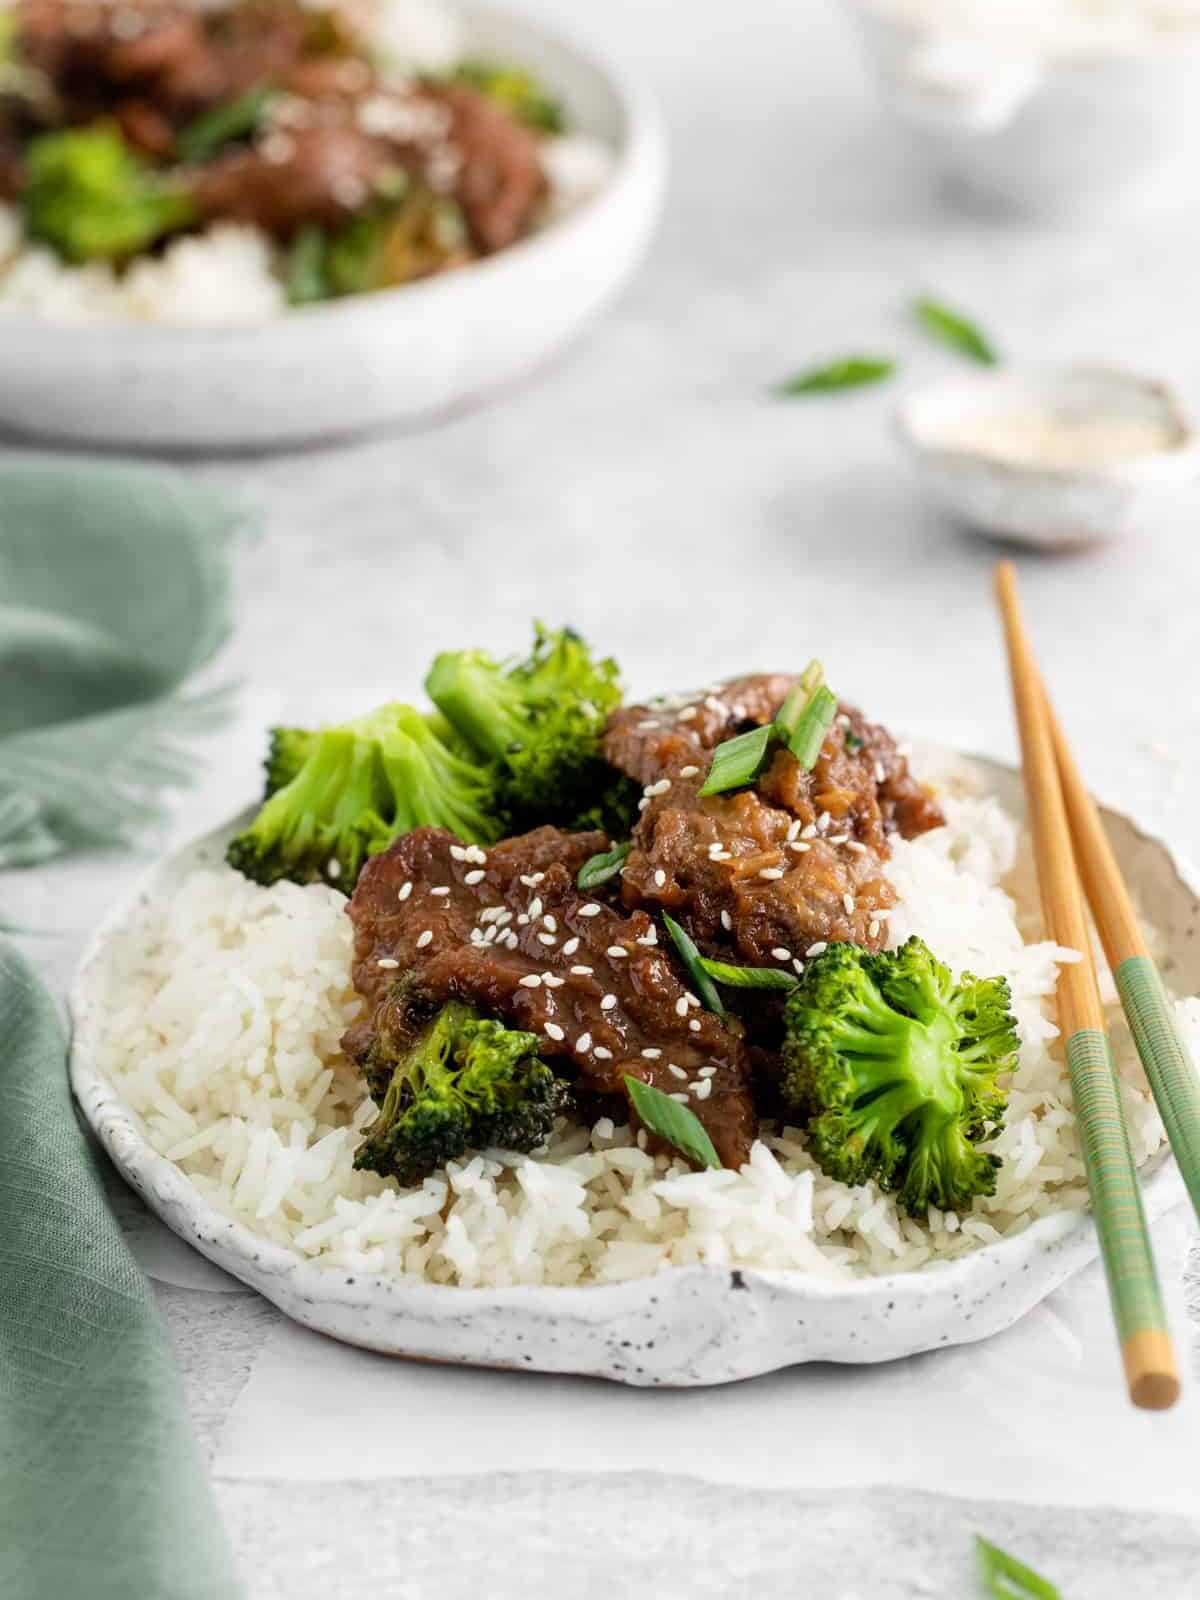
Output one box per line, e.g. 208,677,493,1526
624,1076,722,1170
912,296,998,367
577,840,631,890
974,1536,1060,1599
788,684,837,770
775,357,896,396
843,729,864,753
697,724,774,798
774,659,824,743
179,84,276,164
698,958,799,993
662,913,725,1017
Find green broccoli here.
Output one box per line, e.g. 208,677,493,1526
781,937,1018,1215
425,623,624,830
353,1001,571,1186
22,124,196,264
227,703,503,890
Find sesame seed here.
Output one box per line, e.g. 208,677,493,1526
327,858,341,879
543,974,565,988
705,695,724,713
654,869,667,888
450,845,468,861
710,849,732,861
538,933,557,946
771,947,792,961
416,930,433,949
637,926,658,946
529,897,543,919
516,914,530,927
478,906,502,923
519,974,542,989
677,706,698,721
793,958,805,975
668,1063,688,1080
642,1048,662,1060
670,1092,690,1104
680,765,700,778
869,920,880,939
788,841,811,853
502,931,519,949
376,957,399,969
801,824,818,840
519,874,538,888
694,1079,712,1100
570,965,594,977
686,993,701,1008
759,867,785,881
431,886,450,897
637,1129,648,1149
644,778,672,797
638,798,651,812
562,937,580,955
543,914,557,932
721,910,733,931
398,882,413,901
464,869,486,885
635,719,661,732
600,994,617,1011
594,1046,613,1060
699,1066,717,1078
607,945,628,959
675,997,689,1017
828,834,850,846
576,1032,593,1052
818,813,831,833
689,1019,702,1032
846,841,868,855
806,941,827,957
837,713,851,728
545,1022,565,1041
787,818,802,841
843,893,855,914
875,762,887,785
579,904,602,918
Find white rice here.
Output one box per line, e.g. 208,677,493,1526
0,0,615,326
89,781,1193,1288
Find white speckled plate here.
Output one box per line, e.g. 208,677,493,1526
70,752,1195,1386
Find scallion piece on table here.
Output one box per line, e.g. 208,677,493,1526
697,724,773,797
775,357,896,396
662,913,725,1017
912,296,998,366
788,684,837,771
624,1075,722,1171
577,840,631,890
974,1536,1060,1600
698,957,800,993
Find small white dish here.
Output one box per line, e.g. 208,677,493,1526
69,750,1191,1386
841,0,1200,214
0,4,666,451
895,365,1200,549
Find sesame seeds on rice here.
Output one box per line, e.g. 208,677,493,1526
88,778,1190,1290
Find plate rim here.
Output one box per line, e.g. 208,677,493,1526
69,746,1191,1321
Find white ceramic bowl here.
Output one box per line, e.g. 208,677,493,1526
895,365,1200,549
841,0,1200,214
0,6,665,451
69,750,1191,1386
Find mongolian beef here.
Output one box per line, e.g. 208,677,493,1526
0,0,587,305
214,623,1034,1223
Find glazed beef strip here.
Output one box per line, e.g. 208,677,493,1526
344,824,756,1167
604,675,944,967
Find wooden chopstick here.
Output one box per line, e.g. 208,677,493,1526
994,560,1179,1411
1043,684,1200,1228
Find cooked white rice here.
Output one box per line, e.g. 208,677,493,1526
0,0,615,327
89,780,1195,1287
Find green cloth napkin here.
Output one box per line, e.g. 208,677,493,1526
0,455,242,868
0,942,242,1600
0,458,247,1597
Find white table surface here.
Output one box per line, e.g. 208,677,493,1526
8,1,1200,1593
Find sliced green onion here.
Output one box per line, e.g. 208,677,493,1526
577,840,631,890
179,84,275,164
974,1536,1060,1600
698,958,799,993
843,729,864,753
662,913,725,1017
624,1075,722,1170
913,296,998,366
697,724,773,798
775,357,896,396
284,225,329,306
788,684,837,771
774,659,824,742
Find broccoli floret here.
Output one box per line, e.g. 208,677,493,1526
781,937,1018,1215
425,623,624,829
23,124,196,263
353,1001,571,1186
228,703,503,890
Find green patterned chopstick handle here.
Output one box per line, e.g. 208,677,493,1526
1066,1028,1169,1345
1115,954,1200,1221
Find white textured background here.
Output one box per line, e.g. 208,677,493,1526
8,0,1200,1593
